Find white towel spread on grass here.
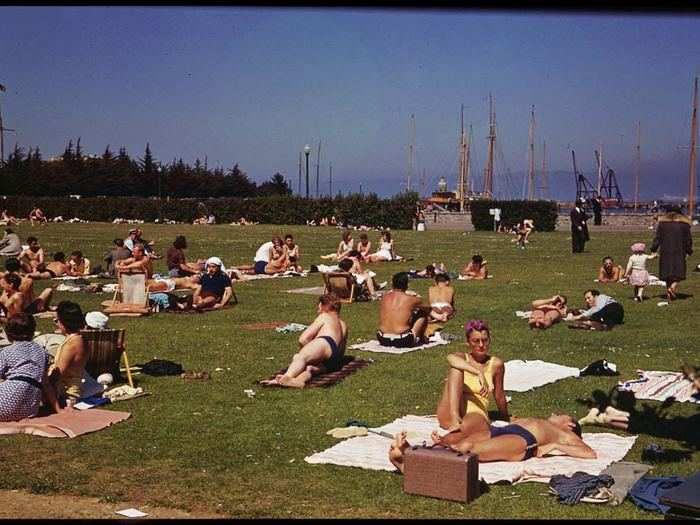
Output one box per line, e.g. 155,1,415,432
618,371,700,404
349,333,450,354
232,271,308,281
504,360,581,392
52,275,99,281
304,414,637,484
515,310,532,319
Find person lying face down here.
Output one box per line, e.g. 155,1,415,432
389,412,595,473
598,256,623,283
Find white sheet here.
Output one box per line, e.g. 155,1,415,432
504,359,581,392
304,414,637,484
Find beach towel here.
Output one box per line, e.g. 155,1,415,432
304,414,637,484
504,360,581,392
515,310,532,319
284,286,326,295
618,371,700,404
231,270,308,281
52,275,99,281
258,355,372,388
349,333,450,355
0,408,130,438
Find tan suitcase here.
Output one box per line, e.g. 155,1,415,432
403,444,480,503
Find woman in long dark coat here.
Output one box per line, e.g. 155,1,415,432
650,206,693,301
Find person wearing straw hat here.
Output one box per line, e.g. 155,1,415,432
623,242,657,302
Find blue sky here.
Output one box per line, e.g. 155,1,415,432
2,7,699,199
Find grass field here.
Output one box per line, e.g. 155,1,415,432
2,222,699,519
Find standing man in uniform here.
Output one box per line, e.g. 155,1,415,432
570,198,590,253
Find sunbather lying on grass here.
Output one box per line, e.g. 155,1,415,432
389,412,595,472
261,293,347,388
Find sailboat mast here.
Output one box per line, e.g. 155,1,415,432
407,113,416,192
459,104,466,211
541,140,549,200
465,124,472,203
688,76,698,218
635,121,641,210
527,105,536,200
483,93,496,197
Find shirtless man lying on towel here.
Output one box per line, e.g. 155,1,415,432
146,274,200,293
389,412,596,472
376,272,428,347
261,293,348,388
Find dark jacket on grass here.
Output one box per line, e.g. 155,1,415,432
650,212,693,282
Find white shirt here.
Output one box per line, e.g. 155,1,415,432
254,241,274,263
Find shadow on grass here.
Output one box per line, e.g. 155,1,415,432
576,387,700,451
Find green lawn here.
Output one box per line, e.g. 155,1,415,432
2,222,699,518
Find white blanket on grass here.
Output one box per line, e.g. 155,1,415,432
618,370,700,404
349,333,450,355
504,360,581,392
304,414,637,484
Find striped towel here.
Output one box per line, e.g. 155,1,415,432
618,371,700,404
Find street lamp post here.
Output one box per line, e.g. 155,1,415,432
303,144,311,198
157,165,163,221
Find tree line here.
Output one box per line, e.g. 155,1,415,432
0,140,292,198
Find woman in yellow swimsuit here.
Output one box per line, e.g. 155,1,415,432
436,319,509,431
48,301,87,406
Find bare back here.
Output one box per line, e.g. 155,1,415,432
379,290,421,333
314,312,348,350
429,284,454,306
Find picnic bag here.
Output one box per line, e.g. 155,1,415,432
403,443,480,503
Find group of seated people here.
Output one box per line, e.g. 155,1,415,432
376,272,456,348
0,302,125,421
29,207,49,226
232,234,302,276
321,230,398,263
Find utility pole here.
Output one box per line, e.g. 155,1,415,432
304,145,311,198
689,76,698,218
527,105,536,200
315,139,322,198
0,98,16,167
635,121,641,210
465,124,472,201
329,162,332,197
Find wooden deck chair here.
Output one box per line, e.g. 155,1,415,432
103,271,151,316
81,328,134,388
323,272,356,304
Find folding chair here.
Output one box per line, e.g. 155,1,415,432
102,271,151,316
81,328,134,388
323,272,356,304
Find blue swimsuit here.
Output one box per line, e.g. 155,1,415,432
490,424,538,460
318,335,344,372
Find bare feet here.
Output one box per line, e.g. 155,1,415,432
277,374,306,389
388,431,410,473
